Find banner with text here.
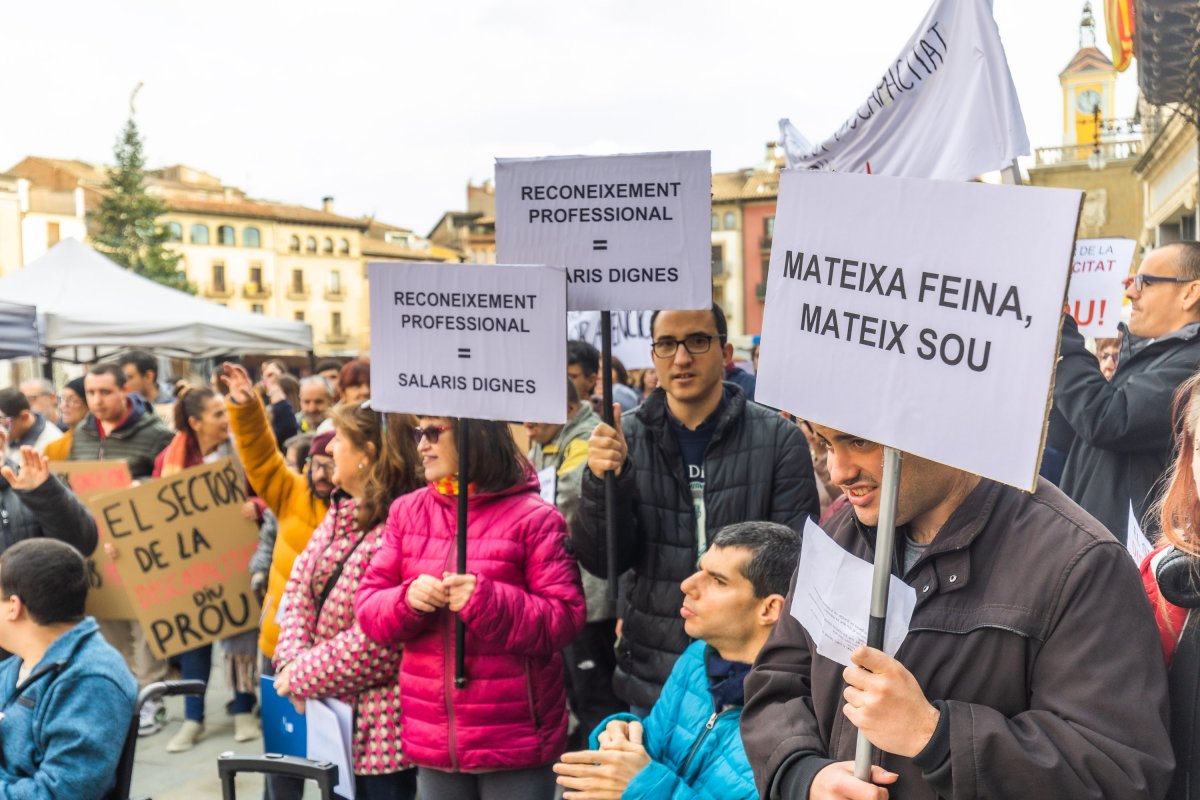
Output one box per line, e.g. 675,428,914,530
495,151,712,312
100,458,260,659
778,0,1028,182
368,262,568,423
756,171,1081,490
1067,238,1135,338
52,460,136,620
567,310,654,370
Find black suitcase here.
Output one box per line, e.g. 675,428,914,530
217,752,339,800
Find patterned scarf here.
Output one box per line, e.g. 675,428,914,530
432,475,477,496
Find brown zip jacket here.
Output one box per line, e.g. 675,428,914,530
742,477,1174,800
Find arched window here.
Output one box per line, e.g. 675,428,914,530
711,213,719,232
190,224,209,245
218,225,236,246
243,227,261,248
322,237,334,254
289,235,300,252
339,238,350,255
723,212,736,230
165,222,183,242
306,236,317,253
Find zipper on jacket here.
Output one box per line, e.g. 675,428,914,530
524,660,541,729
679,709,735,777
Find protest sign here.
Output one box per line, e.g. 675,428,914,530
51,460,136,620
778,0,1028,181
368,261,567,423
756,171,1081,490
567,310,653,370
495,151,712,312
101,458,260,659
1067,238,1135,338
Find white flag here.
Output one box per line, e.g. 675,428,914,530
779,0,1029,181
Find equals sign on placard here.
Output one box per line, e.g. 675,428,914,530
592,239,608,251
457,348,471,359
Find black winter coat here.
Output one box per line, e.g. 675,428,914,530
0,460,98,556
1056,315,1200,542
572,384,819,709
1157,548,1200,800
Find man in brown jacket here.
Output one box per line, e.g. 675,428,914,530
741,425,1175,800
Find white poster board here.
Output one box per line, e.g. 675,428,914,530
368,262,568,423
567,310,654,370
756,171,1081,490
495,151,712,312
1067,238,1136,338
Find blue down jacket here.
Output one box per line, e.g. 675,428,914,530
0,617,136,799
589,640,757,799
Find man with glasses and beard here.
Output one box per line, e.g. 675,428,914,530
574,303,819,715
1055,241,1200,543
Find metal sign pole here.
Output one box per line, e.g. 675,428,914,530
454,416,470,689
600,311,619,618
853,446,903,780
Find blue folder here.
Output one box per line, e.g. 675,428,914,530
260,675,307,757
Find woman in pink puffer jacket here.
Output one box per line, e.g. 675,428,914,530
355,416,586,800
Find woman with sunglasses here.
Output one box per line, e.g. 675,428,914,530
273,402,424,799
356,417,585,800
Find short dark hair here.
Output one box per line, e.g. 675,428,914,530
87,362,126,388
452,418,528,493
1169,241,1200,281
118,350,157,377
650,303,729,344
0,539,88,625
315,359,343,374
567,340,600,377
0,388,30,418
710,521,801,598
338,360,370,392
611,355,629,386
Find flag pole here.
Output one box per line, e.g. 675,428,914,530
853,446,902,780
600,311,619,617
454,416,470,689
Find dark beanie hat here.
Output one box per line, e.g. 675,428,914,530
65,377,86,398
309,430,335,458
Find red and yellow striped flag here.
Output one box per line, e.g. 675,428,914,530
1105,0,1135,72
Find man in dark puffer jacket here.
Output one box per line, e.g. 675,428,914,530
574,304,819,711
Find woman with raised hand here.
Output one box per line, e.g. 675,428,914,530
356,417,585,800
273,402,424,800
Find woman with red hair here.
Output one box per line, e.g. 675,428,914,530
1144,371,1200,800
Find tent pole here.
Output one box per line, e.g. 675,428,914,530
41,348,55,380
308,350,316,374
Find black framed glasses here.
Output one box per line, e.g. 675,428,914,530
306,456,334,475
1123,274,1197,293
412,425,449,445
651,333,723,359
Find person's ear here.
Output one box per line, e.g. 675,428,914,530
1182,280,1200,314
758,593,785,627
3,594,23,623
723,341,734,363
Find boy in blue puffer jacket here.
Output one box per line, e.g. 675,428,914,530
0,539,137,800
554,521,800,799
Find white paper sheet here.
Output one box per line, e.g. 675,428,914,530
791,518,917,667
1127,501,1155,564
306,698,355,800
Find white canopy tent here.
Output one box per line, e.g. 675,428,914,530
0,300,39,360
0,239,313,359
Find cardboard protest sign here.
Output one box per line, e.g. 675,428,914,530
368,262,568,423
99,458,260,659
1067,238,1135,338
567,310,654,370
756,171,1081,490
495,151,712,312
50,460,137,620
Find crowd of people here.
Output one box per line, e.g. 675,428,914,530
1,241,1200,799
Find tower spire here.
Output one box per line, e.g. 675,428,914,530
1080,1,1097,49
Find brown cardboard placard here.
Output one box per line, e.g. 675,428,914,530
99,457,261,659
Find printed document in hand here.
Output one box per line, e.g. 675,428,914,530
1127,501,1155,564
306,698,355,800
791,518,917,667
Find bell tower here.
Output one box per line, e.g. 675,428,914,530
1060,2,1118,146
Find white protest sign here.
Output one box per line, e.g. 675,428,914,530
495,151,712,312
1067,238,1135,338
756,171,1081,490
567,310,654,370
368,262,567,423
791,519,916,666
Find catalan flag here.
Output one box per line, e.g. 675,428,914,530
1105,0,1135,71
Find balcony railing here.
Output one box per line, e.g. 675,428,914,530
286,283,309,301
324,332,349,344
760,236,773,252
243,283,272,299
1034,139,1143,167
204,282,233,299
324,287,345,301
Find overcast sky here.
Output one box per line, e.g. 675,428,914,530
0,1,1137,234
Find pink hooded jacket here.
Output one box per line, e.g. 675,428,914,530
355,472,586,773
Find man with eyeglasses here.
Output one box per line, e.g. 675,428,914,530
1055,240,1200,544
573,303,819,714
17,379,61,430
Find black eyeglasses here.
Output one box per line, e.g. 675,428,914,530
412,425,449,445
1124,274,1198,293
651,333,723,359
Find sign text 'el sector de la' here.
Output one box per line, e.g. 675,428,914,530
495,151,712,312
756,171,1082,490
